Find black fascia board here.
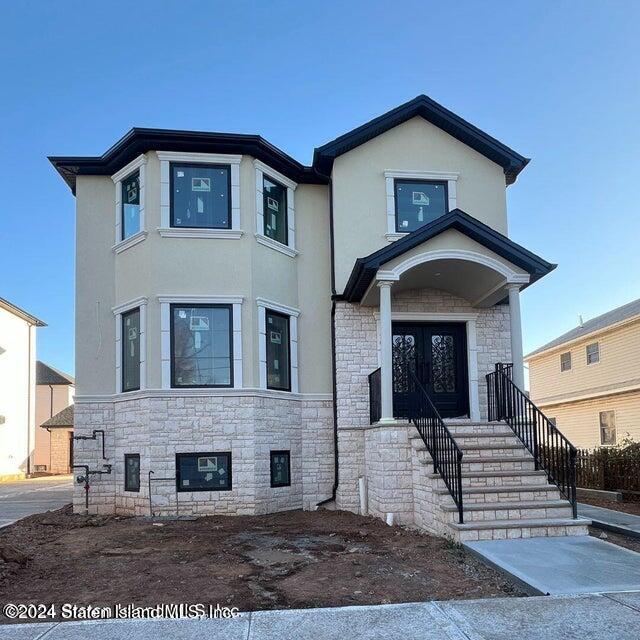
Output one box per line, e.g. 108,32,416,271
313,95,530,184
340,209,556,303
49,128,328,194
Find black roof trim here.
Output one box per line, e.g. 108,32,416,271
0,297,46,326
313,95,529,185
49,127,328,193
340,209,556,303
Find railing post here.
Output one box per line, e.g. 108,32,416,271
532,412,539,471
431,418,437,474
569,447,577,518
457,450,464,524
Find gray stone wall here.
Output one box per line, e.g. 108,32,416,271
73,394,334,516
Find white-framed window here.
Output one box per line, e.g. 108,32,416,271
113,296,147,393
586,342,600,365
599,410,616,445
257,298,299,392
254,160,297,257
383,170,458,241
158,295,243,389
112,155,147,253
156,152,242,239
560,351,572,372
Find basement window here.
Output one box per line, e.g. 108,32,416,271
124,454,140,492
394,179,447,232
176,452,232,492
586,343,600,365
270,451,291,488
560,351,572,372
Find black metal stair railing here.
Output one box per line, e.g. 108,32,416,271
368,367,381,424
408,370,464,523
486,363,578,518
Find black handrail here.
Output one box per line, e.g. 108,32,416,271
486,363,577,518
368,367,381,424
408,370,464,523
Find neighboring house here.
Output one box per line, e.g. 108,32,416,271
50,94,589,541
0,297,46,481
526,298,640,449
41,405,74,474
35,361,75,474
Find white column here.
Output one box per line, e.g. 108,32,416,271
507,285,525,389
378,280,394,422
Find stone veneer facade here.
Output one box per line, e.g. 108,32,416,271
334,287,512,523
73,394,334,516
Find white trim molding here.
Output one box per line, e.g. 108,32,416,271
254,159,297,255
113,296,148,394
158,295,243,390
156,151,242,236
376,249,530,285
256,298,299,393
374,310,481,421
112,154,147,252
384,170,459,237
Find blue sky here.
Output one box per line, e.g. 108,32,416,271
1,1,638,377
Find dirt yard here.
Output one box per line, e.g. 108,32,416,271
589,527,640,553
580,496,640,516
0,506,523,621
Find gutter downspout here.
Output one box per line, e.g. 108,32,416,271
317,176,339,507
48,384,54,472
26,325,33,477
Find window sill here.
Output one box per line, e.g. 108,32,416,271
384,232,409,242
112,230,147,254
255,233,298,257
158,227,243,239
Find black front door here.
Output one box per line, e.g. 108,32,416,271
392,322,468,418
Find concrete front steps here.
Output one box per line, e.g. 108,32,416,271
410,420,590,542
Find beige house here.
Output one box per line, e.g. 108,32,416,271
49,94,589,541
526,298,640,449
35,361,75,474
0,297,46,481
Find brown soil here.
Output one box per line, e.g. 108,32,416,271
0,506,524,622
580,496,640,516
589,527,640,553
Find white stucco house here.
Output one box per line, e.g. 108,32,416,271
0,297,46,481
50,95,589,540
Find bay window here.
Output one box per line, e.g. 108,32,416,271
170,304,233,388
122,308,141,392
121,171,141,239
266,310,290,391
263,175,288,245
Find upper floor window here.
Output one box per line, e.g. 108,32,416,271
121,172,140,239
266,310,290,391
394,180,448,232
586,342,600,365
171,304,233,388
599,410,616,445
560,351,572,372
122,308,141,392
263,176,288,245
171,163,231,229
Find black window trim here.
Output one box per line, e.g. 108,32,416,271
124,453,141,492
169,162,232,230
265,308,291,392
175,451,232,493
270,450,291,488
262,173,289,246
393,178,449,233
170,303,234,389
121,307,141,393
120,170,141,241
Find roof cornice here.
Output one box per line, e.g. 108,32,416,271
0,297,46,326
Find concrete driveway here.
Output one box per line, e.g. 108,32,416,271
0,475,73,529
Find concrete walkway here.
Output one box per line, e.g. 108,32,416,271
2,593,640,639
0,476,72,529
465,535,640,595
578,502,640,538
